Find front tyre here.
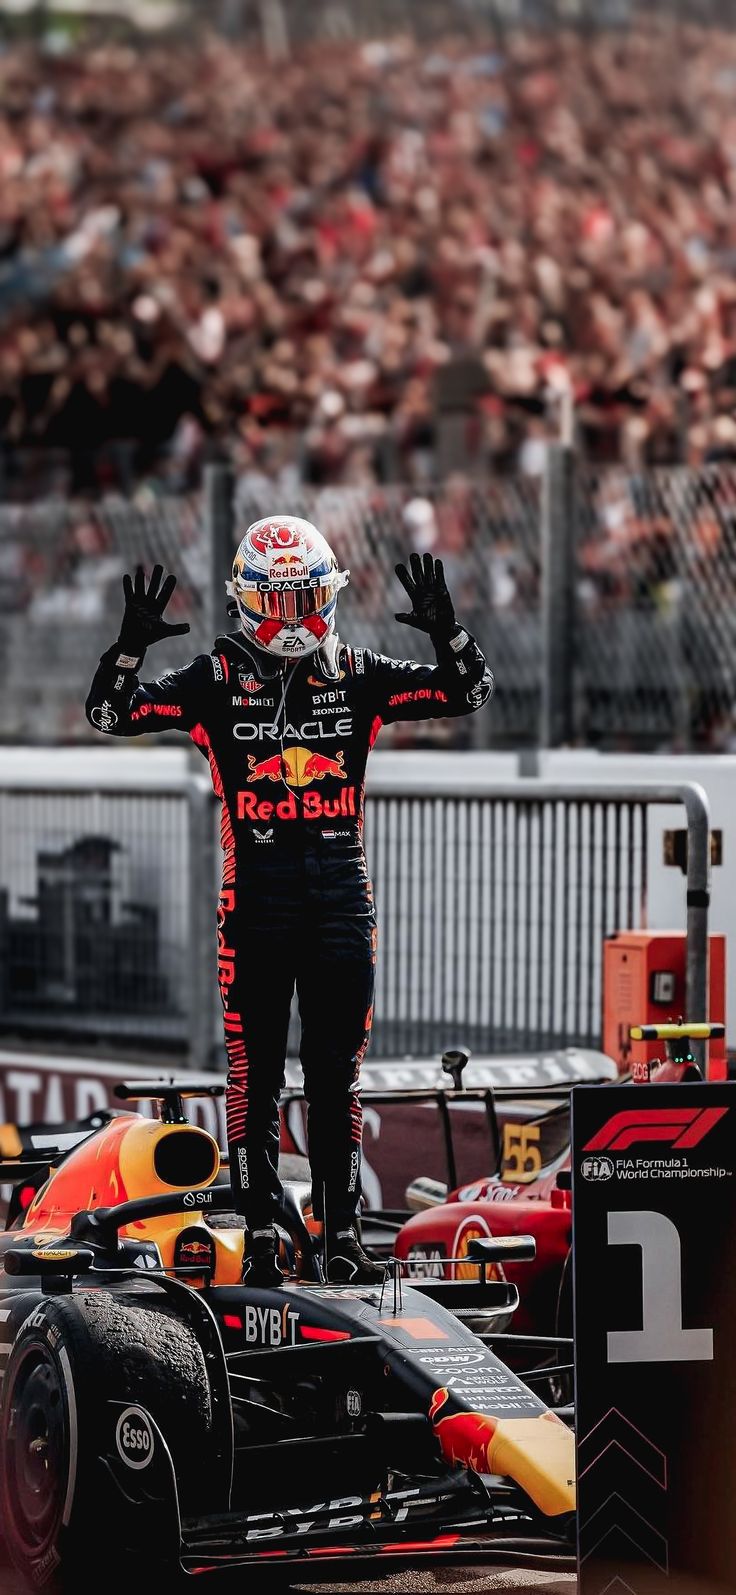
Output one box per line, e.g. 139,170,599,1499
0,1291,219,1592
1,1334,73,1587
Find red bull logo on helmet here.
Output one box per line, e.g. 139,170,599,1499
268,549,309,580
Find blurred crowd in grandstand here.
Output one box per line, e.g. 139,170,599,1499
3,21,736,500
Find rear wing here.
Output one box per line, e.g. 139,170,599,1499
282,1078,607,1200
628,1021,725,1079
630,1022,724,1043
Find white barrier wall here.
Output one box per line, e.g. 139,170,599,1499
1,744,732,1042
371,747,735,1040
0,746,192,969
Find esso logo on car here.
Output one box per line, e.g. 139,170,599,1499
116,1406,155,1470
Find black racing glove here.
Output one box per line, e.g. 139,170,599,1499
116,564,190,664
394,552,457,641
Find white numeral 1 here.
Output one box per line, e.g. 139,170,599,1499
607,1210,714,1364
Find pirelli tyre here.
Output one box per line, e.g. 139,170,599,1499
0,1291,220,1592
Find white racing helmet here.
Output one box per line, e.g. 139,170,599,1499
227,515,349,660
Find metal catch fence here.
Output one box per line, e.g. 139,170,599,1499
0,493,210,745
574,466,736,750
212,0,736,46
0,469,542,751
1,457,736,753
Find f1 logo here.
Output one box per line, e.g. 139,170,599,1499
583,1106,727,1153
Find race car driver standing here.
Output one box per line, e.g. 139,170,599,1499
86,518,493,1285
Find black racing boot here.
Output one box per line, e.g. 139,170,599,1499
242,1227,283,1288
326,1227,387,1285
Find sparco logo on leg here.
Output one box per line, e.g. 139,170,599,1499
237,1146,249,1188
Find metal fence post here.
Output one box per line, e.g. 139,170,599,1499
187,776,218,1071
680,782,712,1071
204,463,236,648
259,0,290,58
540,443,576,747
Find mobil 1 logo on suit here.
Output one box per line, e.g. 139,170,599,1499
572,1083,736,1595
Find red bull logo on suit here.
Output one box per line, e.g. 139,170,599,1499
237,786,357,822
247,747,346,789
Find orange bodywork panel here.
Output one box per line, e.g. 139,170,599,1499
21,1115,244,1285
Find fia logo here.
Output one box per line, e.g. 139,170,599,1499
581,1155,614,1181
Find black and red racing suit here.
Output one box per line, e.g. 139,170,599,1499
86,626,493,1231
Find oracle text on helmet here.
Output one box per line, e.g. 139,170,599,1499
245,577,324,592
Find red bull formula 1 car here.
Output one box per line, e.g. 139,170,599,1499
0,1080,576,1592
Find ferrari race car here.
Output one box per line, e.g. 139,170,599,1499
0,1079,576,1591
392,1023,726,1342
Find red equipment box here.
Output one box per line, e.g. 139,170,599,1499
603,930,726,1078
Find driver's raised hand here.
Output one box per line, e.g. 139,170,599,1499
117,565,190,664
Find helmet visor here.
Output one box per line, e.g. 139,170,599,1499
234,574,344,622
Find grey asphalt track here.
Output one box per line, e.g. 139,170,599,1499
0,1566,576,1594
293,1573,575,1593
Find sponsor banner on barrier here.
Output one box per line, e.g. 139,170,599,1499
0,1045,615,1220
0,1050,226,1139
573,1082,736,1594
283,1048,614,1208
0,1045,613,1124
